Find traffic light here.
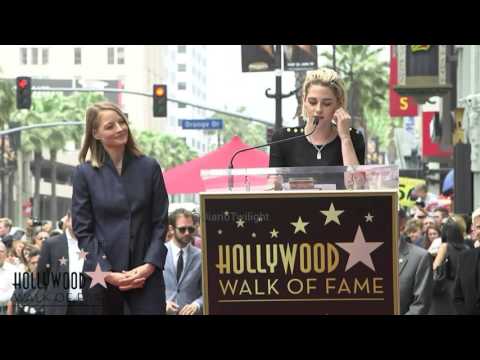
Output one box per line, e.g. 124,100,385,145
153,84,167,117
16,76,32,110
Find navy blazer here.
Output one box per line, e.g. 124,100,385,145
72,151,169,274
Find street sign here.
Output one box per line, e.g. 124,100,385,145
180,119,224,130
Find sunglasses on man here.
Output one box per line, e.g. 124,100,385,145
176,226,195,234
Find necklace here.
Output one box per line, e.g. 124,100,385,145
312,143,327,159
307,135,328,160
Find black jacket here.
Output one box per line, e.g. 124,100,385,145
72,151,169,314
453,247,480,315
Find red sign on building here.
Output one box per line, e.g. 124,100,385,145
389,45,418,117
422,112,453,158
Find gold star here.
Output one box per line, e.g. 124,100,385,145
270,228,279,238
252,233,256,238
290,217,309,234
365,213,374,222
236,218,245,228
320,203,344,225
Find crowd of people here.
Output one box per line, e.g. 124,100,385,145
399,183,480,315
0,207,203,315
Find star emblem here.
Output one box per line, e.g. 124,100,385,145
85,263,108,289
224,211,229,216
270,228,279,238
78,249,89,261
290,217,309,234
236,218,245,228
58,256,68,266
336,225,383,272
46,264,50,269
320,203,344,225
218,229,223,235
252,233,256,238
365,213,374,222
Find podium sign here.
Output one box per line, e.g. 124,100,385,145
201,190,399,315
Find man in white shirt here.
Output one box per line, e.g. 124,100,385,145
164,208,203,315
0,241,15,315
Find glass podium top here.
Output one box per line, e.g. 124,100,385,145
200,165,398,192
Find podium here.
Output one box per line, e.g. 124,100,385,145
200,165,400,315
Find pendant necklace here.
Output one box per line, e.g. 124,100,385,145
312,143,327,159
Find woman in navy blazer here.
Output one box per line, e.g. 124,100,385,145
72,102,169,314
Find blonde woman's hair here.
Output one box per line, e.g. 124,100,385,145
302,68,347,118
78,102,143,168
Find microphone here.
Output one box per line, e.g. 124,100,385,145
227,116,320,190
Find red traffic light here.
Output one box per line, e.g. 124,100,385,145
18,79,29,89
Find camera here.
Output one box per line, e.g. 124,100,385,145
31,218,46,227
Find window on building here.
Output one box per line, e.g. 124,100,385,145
117,47,125,64
31,48,38,65
42,48,49,65
108,47,115,64
178,45,186,53
74,47,82,65
20,48,27,65
178,82,186,90
178,63,186,72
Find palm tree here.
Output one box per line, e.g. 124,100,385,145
135,130,198,170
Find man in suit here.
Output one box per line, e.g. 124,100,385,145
453,207,480,314
398,209,434,315
37,210,103,315
164,208,203,315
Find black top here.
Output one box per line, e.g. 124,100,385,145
269,126,365,168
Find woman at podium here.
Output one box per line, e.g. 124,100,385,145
269,67,365,168
268,68,365,190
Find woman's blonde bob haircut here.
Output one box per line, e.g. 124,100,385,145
78,102,143,168
302,67,347,118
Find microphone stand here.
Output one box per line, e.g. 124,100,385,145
227,116,320,191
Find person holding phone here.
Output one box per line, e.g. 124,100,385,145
269,67,365,168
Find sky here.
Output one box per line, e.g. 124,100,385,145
206,45,389,127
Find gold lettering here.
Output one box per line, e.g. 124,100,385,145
325,278,336,295
216,245,230,274
265,244,278,273
279,244,297,274
287,278,303,295
232,244,244,275
268,279,280,295
239,280,252,295
256,244,267,274
254,279,265,295
373,277,384,294
327,243,339,273
299,243,312,273
400,97,409,111
219,279,238,295
353,278,370,294
245,245,256,274
338,278,351,294
313,243,325,273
